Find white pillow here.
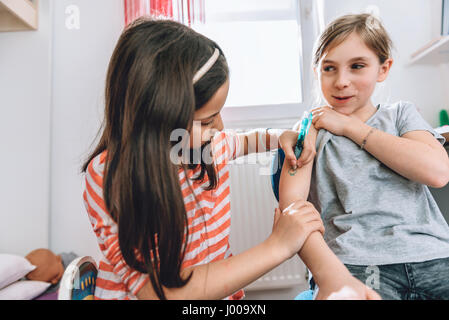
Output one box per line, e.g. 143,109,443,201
0,280,51,300
0,254,36,290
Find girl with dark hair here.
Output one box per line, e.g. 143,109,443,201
82,18,323,300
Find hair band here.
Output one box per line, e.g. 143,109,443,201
193,48,220,84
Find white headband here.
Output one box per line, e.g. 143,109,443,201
193,48,220,84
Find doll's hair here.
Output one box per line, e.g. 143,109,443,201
313,13,393,67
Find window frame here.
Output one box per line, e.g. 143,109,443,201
220,0,322,129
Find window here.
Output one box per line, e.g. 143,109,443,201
192,0,321,128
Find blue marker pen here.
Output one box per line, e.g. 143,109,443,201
294,111,314,159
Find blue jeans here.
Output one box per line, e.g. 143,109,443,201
345,257,449,300
309,257,449,300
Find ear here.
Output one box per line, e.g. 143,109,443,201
377,58,393,83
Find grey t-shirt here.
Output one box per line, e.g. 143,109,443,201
309,101,449,265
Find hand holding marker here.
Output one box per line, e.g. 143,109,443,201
289,111,313,176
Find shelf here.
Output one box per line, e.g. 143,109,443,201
0,0,38,32
409,36,449,65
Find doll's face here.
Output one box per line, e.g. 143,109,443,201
25,249,65,284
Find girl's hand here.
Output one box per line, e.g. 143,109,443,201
316,274,382,300
270,201,325,260
311,106,354,136
279,129,316,169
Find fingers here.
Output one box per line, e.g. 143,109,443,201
283,147,298,169
283,205,324,233
284,202,324,230
311,105,332,112
319,222,325,236
311,106,333,128
303,220,325,239
282,200,308,214
273,207,281,227
311,111,322,128
311,109,324,117
297,211,323,226
283,200,315,214
301,212,325,236
297,140,316,167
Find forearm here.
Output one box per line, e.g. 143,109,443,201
278,146,349,286
278,160,313,208
298,233,351,284
239,129,285,156
344,121,449,187
137,237,286,300
278,127,318,206
279,169,349,286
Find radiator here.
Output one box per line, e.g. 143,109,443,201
228,152,308,291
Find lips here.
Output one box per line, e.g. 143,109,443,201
332,95,354,102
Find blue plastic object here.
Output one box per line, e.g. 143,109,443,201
294,289,314,300
71,262,97,300
294,112,313,159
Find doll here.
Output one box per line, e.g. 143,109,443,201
25,249,65,285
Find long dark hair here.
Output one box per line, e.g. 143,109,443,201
81,18,229,299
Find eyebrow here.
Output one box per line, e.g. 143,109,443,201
322,57,370,64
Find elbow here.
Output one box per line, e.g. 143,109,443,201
428,167,449,189
429,179,448,189
429,176,449,189
425,155,449,188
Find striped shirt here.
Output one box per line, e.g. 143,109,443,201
83,131,244,300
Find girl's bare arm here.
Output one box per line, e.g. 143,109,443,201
136,198,324,300
235,129,316,169
278,127,352,286
136,237,286,300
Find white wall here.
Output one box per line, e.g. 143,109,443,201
49,0,124,260
0,0,52,255
322,0,448,127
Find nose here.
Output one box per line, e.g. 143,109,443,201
334,70,351,90
214,114,224,132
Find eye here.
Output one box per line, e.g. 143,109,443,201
202,119,214,126
323,65,335,72
352,64,365,70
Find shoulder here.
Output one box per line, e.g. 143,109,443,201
376,101,424,128
211,130,240,162
85,151,107,189
381,100,417,116
212,130,239,146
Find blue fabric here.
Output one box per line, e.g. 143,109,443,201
270,149,285,202
345,257,449,300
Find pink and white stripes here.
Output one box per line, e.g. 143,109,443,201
124,0,205,27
